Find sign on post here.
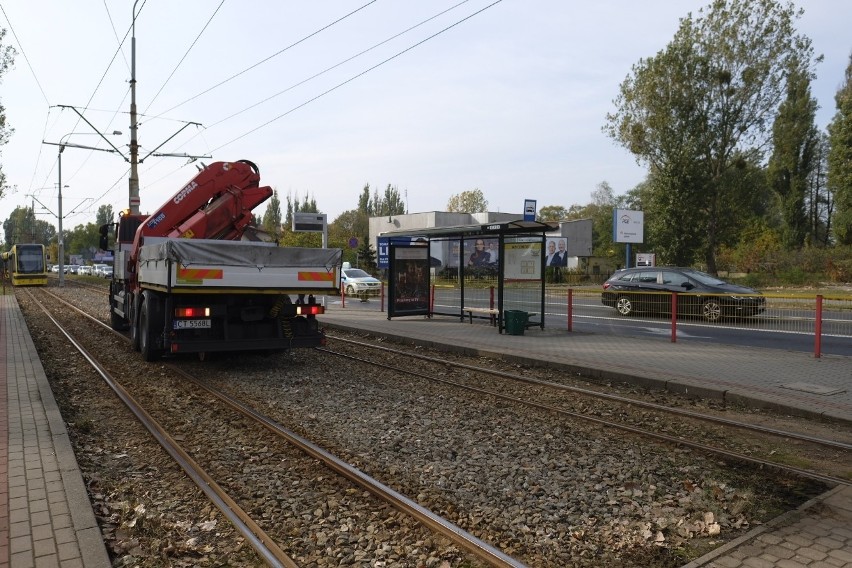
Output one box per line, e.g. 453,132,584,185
524,199,536,222
612,209,644,243
292,213,327,232
292,213,328,248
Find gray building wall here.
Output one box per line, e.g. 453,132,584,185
551,218,594,258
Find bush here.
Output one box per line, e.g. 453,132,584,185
723,244,852,286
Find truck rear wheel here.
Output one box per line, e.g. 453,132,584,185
140,293,164,362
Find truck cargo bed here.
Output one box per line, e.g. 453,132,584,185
137,238,341,293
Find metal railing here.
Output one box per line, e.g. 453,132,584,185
329,283,852,358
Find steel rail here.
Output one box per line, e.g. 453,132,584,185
26,290,299,568
169,366,527,568
320,344,851,488
35,288,528,568
327,334,852,452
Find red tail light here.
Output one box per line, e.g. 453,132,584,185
175,307,210,317
296,304,324,316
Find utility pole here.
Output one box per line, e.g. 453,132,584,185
30,196,36,242
43,131,122,286
53,1,207,219
58,148,65,286
129,0,141,215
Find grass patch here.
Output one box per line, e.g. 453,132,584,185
768,450,812,469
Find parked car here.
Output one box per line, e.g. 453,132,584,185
78,265,93,276
92,263,109,277
101,266,114,279
340,268,381,297
601,267,765,322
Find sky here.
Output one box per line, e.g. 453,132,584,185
0,0,849,237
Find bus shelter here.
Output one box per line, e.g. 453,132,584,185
381,219,559,334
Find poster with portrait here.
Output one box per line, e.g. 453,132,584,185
462,237,499,268
543,237,568,267
388,245,430,317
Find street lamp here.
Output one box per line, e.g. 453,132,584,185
50,130,122,286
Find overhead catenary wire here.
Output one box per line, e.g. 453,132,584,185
169,0,475,142
142,0,227,115
210,0,503,154
139,1,497,190
21,1,503,219
151,0,379,119
4,0,143,211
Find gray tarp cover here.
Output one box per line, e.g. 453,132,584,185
139,239,342,268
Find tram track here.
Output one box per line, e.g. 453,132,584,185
321,335,851,486
15,283,844,567
23,287,523,567
29,289,299,567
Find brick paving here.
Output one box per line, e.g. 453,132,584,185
1,295,109,568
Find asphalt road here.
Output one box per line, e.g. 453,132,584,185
327,292,852,357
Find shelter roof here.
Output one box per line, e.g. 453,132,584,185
379,219,558,239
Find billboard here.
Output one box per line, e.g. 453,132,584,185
612,209,644,244
388,245,430,317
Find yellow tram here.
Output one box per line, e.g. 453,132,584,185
2,244,48,286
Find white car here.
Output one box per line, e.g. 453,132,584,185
92,263,109,277
340,268,382,297
78,266,93,276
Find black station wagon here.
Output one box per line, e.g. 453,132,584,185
601,267,765,322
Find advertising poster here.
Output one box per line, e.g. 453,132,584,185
389,246,430,317
504,240,541,281
543,237,568,267
464,237,499,268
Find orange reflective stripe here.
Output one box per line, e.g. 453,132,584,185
298,271,335,282
177,268,224,283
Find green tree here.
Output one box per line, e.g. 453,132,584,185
827,53,852,244
359,183,405,217
604,0,817,272
537,205,569,222
768,64,819,248
0,28,16,201
261,190,283,241
564,181,626,258
446,189,488,213
329,209,369,264
2,206,55,247
355,240,377,271
96,204,114,226
807,133,832,245
65,222,100,260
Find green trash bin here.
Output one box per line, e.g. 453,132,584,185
504,310,528,336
